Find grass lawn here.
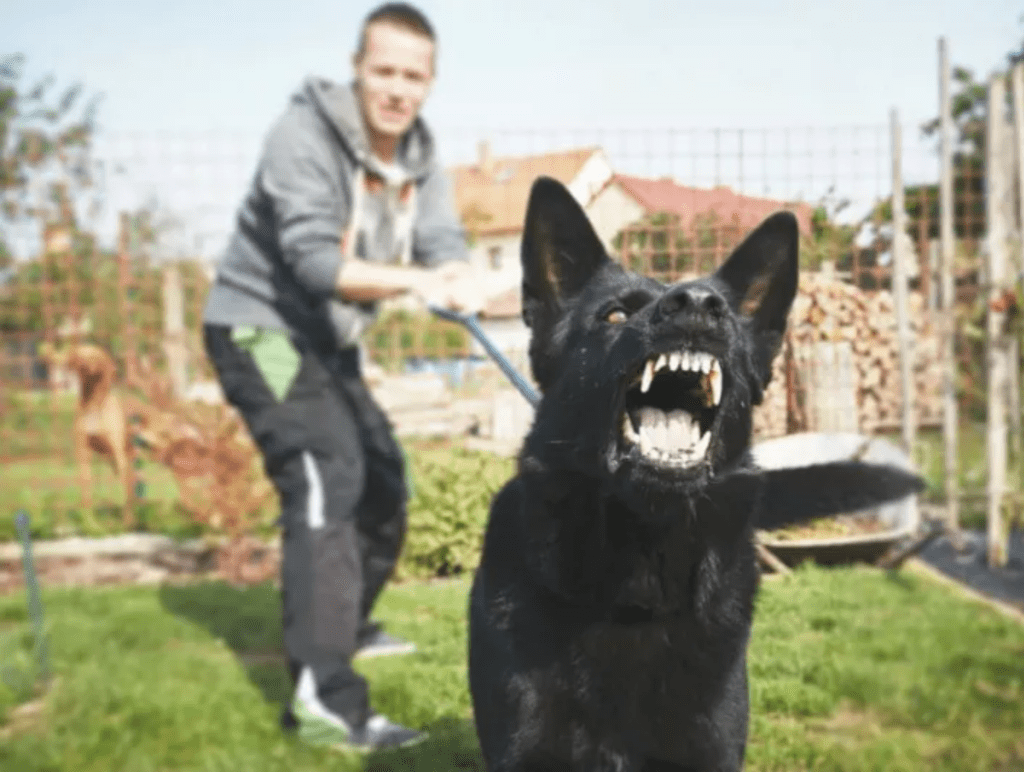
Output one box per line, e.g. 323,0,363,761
1,565,1023,771
0,457,200,541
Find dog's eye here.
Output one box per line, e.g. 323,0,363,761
605,309,629,324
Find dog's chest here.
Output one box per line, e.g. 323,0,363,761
506,608,748,765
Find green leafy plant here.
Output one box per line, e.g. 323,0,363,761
399,445,514,578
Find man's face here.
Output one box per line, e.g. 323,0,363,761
354,22,434,143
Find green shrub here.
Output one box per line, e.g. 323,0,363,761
399,444,514,579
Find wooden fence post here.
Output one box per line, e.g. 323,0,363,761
938,37,961,543
890,109,916,459
161,262,188,399
1010,63,1024,470
985,73,1011,568
117,213,139,386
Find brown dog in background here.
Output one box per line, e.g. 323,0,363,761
39,342,136,526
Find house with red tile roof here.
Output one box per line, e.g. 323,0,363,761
586,174,814,253
449,152,816,363
449,143,613,282
446,144,614,362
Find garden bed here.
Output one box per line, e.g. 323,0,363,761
0,534,280,593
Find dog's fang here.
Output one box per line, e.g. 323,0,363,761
641,360,655,393
709,360,722,406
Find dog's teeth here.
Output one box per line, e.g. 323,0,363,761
639,425,652,455
709,360,722,406
667,352,679,371
622,413,639,443
668,411,691,449
656,354,667,372
666,417,679,447
695,430,711,457
651,419,664,449
699,354,711,373
641,360,655,393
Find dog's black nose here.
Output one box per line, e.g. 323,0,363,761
654,285,725,323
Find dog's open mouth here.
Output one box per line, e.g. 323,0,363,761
620,349,722,469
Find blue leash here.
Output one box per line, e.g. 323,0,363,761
428,305,540,408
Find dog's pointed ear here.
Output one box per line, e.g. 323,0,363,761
714,211,799,387
520,177,609,330
715,211,798,334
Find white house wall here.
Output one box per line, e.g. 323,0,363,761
467,149,616,318
566,151,615,208
469,232,523,295
585,183,646,255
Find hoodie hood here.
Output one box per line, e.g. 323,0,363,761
298,76,436,181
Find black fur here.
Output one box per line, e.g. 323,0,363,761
468,177,924,771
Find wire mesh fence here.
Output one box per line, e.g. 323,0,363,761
0,119,1013,538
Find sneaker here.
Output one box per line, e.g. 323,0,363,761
355,621,417,659
289,667,424,751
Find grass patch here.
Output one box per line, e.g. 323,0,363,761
0,566,1022,771
0,391,77,461
0,456,199,540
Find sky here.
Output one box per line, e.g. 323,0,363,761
1,0,1021,258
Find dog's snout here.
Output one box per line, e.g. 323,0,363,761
655,285,725,323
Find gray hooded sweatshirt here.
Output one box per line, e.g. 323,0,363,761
203,77,467,349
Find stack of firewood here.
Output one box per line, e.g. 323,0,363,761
753,273,943,439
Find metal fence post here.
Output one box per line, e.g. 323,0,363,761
15,510,51,686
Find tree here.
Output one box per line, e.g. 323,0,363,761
0,53,102,259
891,23,1024,242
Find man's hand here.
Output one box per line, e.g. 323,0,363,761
415,261,484,315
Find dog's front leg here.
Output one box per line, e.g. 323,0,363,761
72,418,98,531
112,441,136,529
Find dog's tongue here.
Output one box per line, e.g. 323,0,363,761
624,407,710,466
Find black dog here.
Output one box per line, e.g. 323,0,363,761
468,177,923,771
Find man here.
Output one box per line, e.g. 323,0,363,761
202,3,479,752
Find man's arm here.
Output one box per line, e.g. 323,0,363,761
335,254,482,314
262,117,477,311
260,121,346,301
334,258,430,303
336,159,481,311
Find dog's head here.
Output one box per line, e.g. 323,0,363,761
520,177,798,503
